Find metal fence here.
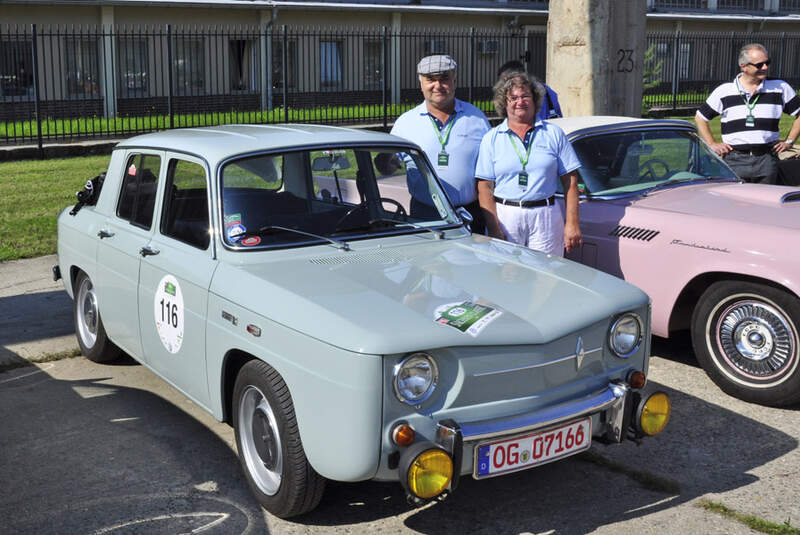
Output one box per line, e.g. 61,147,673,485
2,24,800,147
643,31,800,111
0,24,539,147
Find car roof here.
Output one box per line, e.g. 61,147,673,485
548,116,695,136
115,124,412,163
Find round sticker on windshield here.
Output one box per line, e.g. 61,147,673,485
154,274,184,354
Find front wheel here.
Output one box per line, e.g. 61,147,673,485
232,360,325,518
691,281,800,406
73,271,121,363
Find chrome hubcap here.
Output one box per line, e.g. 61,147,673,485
238,385,282,496
716,300,795,380
76,278,98,349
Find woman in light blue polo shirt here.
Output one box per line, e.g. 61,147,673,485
476,71,582,256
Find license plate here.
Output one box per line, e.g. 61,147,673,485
474,417,591,479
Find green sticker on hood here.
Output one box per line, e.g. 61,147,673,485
434,301,502,337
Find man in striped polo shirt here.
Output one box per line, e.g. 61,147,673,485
696,43,800,184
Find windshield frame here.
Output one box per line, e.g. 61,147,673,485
215,141,466,252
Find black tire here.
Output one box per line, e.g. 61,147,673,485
73,271,122,363
232,360,325,518
691,281,800,406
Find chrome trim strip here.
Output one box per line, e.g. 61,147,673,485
458,383,628,442
472,347,602,377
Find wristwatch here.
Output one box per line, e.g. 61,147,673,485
786,138,795,145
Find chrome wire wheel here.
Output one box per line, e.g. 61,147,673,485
76,275,98,350
237,385,283,496
708,295,797,386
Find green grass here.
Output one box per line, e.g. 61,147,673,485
0,155,110,261
698,499,800,535
0,103,426,140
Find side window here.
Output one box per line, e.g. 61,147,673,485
117,153,161,229
161,159,209,249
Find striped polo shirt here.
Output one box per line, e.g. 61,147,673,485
697,74,800,147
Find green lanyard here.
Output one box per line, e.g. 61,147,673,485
507,131,533,170
735,77,760,126
428,114,456,152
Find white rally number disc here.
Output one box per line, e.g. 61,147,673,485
154,275,184,354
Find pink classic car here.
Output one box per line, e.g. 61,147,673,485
553,116,800,406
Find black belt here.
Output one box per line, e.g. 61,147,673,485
731,144,773,156
494,195,555,208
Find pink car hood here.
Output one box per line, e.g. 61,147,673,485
628,182,800,229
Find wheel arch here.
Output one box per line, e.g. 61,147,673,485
668,271,800,335
220,348,259,425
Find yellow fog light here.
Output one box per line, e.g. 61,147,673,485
406,448,453,499
637,391,671,436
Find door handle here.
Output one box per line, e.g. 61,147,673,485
97,229,115,239
139,246,160,257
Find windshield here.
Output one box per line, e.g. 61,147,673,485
567,129,738,196
219,146,460,248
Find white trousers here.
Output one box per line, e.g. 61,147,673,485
496,202,565,256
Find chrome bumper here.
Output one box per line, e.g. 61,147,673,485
435,382,631,486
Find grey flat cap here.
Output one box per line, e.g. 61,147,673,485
417,55,457,75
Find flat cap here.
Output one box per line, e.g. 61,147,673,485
417,55,457,75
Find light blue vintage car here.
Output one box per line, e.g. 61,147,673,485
55,124,670,518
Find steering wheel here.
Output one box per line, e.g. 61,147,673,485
334,197,407,231
638,158,671,180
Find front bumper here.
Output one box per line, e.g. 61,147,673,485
394,381,667,501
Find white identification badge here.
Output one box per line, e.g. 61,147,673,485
154,274,185,354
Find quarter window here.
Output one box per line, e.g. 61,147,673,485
117,153,161,229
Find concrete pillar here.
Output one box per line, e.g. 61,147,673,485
260,9,273,111
100,5,116,118
546,0,646,117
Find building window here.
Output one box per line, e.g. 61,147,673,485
174,38,204,95
364,40,382,90
65,39,100,97
118,38,149,98
0,39,33,99
320,40,343,89
230,39,257,92
271,39,297,89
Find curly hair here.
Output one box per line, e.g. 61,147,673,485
492,70,545,120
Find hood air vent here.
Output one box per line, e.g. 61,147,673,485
781,192,800,203
610,225,660,241
309,250,409,266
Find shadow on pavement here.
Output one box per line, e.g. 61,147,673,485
0,290,74,346
0,363,268,535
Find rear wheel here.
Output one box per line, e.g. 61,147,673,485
73,271,121,363
232,360,325,518
692,281,800,406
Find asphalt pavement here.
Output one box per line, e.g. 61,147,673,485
1,255,799,534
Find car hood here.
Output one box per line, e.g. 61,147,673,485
212,236,648,354
624,182,800,229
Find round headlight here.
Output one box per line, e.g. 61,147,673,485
609,313,643,358
393,353,438,405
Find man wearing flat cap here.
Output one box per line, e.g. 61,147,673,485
390,54,490,233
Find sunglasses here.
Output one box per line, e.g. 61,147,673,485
747,59,771,69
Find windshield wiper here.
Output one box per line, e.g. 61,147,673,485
235,225,351,251
369,218,446,239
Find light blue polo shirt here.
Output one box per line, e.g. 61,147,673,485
391,99,489,206
475,118,581,202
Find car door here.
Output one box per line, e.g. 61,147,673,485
137,153,217,408
95,150,164,360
